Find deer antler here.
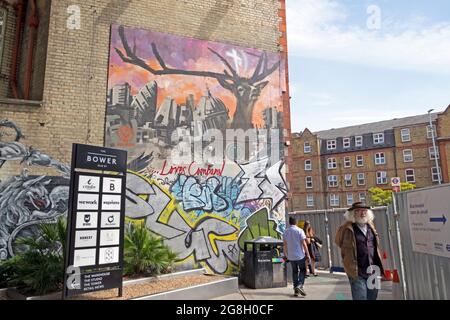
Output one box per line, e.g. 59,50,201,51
115,26,235,84
249,51,280,84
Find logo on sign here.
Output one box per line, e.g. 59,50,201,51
100,229,120,246
101,212,120,228
434,242,444,252
86,153,117,165
74,230,97,248
102,178,122,194
78,176,100,193
76,212,98,229
99,246,119,264
73,249,96,267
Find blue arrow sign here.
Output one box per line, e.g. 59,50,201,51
430,215,447,224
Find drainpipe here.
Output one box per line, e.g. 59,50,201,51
9,0,25,99
24,0,38,100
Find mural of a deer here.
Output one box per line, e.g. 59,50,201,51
114,26,280,130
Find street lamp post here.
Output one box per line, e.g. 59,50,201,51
428,109,441,184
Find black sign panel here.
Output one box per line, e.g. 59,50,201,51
63,144,127,299
74,143,127,172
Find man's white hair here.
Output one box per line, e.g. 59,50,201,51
344,209,375,223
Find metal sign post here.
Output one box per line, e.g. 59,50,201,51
62,143,127,299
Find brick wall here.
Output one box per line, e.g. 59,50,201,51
0,0,284,180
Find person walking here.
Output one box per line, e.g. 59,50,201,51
303,221,322,277
335,202,385,300
283,216,310,297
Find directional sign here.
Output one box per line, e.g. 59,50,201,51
391,177,401,186
63,144,127,299
407,186,450,258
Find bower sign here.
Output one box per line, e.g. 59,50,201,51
63,143,127,299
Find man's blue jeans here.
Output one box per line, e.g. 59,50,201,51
349,276,378,300
290,258,306,289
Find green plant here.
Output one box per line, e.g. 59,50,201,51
0,255,21,289
369,182,416,206
124,223,177,277
4,217,67,295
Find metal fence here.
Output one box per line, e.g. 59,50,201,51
396,184,450,300
287,206,394,273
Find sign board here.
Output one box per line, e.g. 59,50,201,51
63,144,127,299
406,186,450,258
391,177,401,193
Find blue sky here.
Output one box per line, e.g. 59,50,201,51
286,0,450,132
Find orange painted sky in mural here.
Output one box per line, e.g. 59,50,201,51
109,54,284,128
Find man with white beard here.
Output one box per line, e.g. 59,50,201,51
335,202,385,300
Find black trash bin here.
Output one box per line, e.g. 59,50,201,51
241,236,287,289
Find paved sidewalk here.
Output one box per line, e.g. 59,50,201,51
213,270,392,300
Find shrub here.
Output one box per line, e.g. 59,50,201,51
124,223,177,277
1,217,67,295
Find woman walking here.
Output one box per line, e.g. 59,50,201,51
303,221,323,277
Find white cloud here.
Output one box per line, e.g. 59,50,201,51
286,0,450,74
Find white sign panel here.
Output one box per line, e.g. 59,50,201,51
77,194,99,210
74,230,97,248
99,246,119,264
102,194,121,210
407,186,450,258
100,229,120,246
78,175,100,193
73,248,96,267
103,177,122,194
76,212,98,229
391,177,401,187
101,212,120,228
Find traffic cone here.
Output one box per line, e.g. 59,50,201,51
382,251,392,281
392,269,403,300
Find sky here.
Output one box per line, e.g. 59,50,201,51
286,0,450,133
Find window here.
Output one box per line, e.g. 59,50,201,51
0,8,6,67
344,174,352,187
304,142,311,153
431,167,442,182
401,128,411,142
405,169,415,183
429,147,440,160
403,149,413,162
329,194,340,207
327,157,337,169
304,159,312,171
359,192,366,202
355,136,363,147
305,176,313,189
306,195,314,207
347,193,354,206
376,171,387,184
373,133,384,144
343,137,350,148
357,173,365,185
427,124,436,139
344,156,351,168
356,155,364,167
328,175,338,187
327,140,336,150
375,152,386,165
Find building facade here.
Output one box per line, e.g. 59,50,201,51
0,0,292,275
290,108,450,211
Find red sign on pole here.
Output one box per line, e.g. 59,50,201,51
391,177,401,193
